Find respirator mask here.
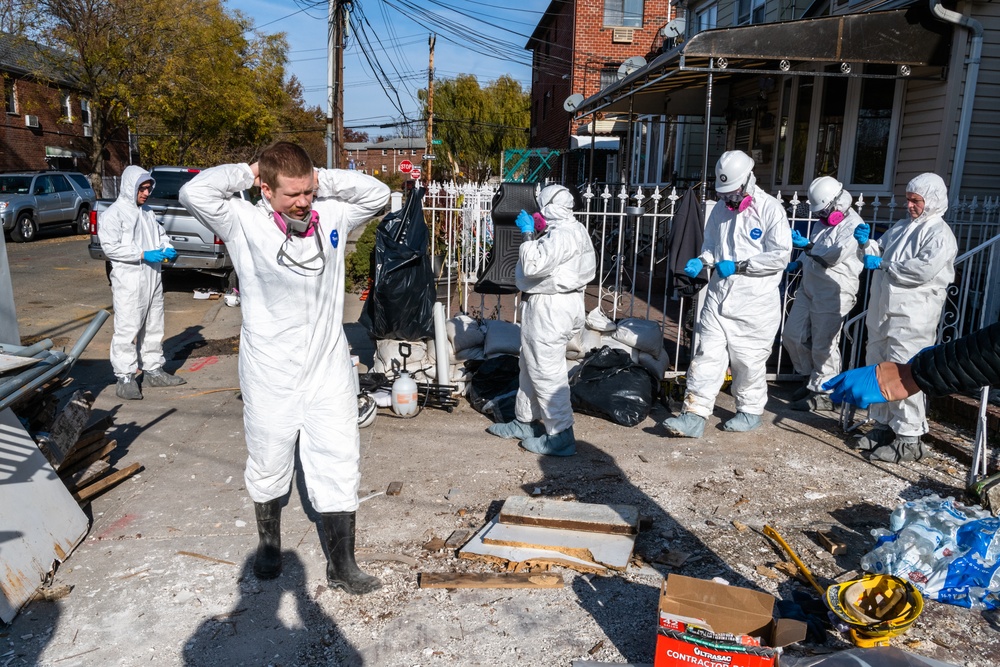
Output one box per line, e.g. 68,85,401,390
720,176,752,212
818,190,845,226
273,209,326,272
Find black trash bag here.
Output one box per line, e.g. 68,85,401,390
359,187,436,341
570,346,659,427
466,355,520,423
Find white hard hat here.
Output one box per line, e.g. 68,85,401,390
715,150,755,194
808,176,844,212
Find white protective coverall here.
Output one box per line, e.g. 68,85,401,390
684,187,792,417
783,204,864,392
179,165,389,512
864,173,957,437
514,186,597,435
98,166,172,378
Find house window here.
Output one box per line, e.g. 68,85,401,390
381,149,387,156
80,99,91,125
604,0,643,28
411,149,417,156
773,64,902,191
693,3,717,34
736,0,766,25
4,79,16,114
381,164,387,173
600,66,620,90
61,92,72,121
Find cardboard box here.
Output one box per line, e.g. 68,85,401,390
655,574,806,667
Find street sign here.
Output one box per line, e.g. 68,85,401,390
398,160,413,173
431,139,442,145
411,168,422,180
422,154,436,160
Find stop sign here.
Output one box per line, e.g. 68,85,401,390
411,168,422,180
399,160,413,173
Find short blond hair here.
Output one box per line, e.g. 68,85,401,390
259,141,313,189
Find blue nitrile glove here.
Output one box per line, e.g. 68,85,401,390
143,249,166,263
791,230,810,248
716,260,737,278
786,260,802,273
163,247,178,260
854,223,870,245
515,209,534,235
864,254,882,271
683,258,703,278
823,365,887,409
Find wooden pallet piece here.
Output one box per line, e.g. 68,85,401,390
458,516,608,575
418,572,563,589
481,521,635,571
72,463,142,502
63,460,111,491
59,440,117,479
498,496,639,536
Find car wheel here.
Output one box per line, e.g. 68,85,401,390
11,213,37,243
76,207,90,235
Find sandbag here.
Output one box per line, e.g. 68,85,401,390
466,355,520,423
570,346,658,427
373,339,427,375
566,330,585,360
612,318,663,356
483,320,521,358
600,334,639,362
447,315,485,352
580,328,603,355
638,349,669,382
585,307,616,333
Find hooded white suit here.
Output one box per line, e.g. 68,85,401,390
180,165,389,512
783,202,865,392
684,185,792,417
514,186,596,435
98,165,172,378
864,173,957,437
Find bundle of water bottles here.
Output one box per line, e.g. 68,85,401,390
861,494,1000,610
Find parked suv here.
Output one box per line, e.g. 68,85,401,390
0,170,97,242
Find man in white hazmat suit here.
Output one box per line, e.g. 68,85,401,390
485,185,596,456
782,176,864,412
854,172,956,462
99,165,185,400
179,142,389,593
662,150,792,437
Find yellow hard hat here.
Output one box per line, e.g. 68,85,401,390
825,575,924,648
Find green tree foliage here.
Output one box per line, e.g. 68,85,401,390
419,74,529,183
345,219,379,292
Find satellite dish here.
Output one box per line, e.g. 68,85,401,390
618,56,647,80
563,93,585,113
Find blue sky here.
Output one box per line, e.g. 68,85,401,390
226,0,549,134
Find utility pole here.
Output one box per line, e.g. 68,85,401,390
326,0,346,169
424,33,435,184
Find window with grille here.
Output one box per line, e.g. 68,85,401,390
604,0,643,28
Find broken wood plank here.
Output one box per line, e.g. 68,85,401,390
59,440,116,478
481,521,635,571
418,572,563,589
444,530,470,549
458,516,608,575
498,496,639,535
386,481,403,496
62,460,111,491
72,463,142,502
818,530,848,556
35,390,94,467
59,430,106,465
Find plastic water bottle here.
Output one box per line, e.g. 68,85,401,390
391,371,419,416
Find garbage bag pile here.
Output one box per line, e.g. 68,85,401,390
569,346,660,427
576,308,668,380
860,494,1000,610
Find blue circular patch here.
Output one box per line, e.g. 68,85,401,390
749,227,763,240
330,229,339,248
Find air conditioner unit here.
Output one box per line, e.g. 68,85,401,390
24,115,40,128
612,28,634,44
83,125,92,137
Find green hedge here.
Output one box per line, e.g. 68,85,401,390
345,219,379,291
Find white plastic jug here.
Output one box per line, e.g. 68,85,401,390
390,371,419,416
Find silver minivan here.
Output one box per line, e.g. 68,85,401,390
0,170,97,242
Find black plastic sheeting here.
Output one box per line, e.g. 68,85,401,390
570,346,659,427
466,355,520,423
360,188,436,341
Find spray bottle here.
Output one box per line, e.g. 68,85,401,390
390,342,419,416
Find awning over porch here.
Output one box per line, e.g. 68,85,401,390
44,146,86,158
575,6,953,117
570,135,621,150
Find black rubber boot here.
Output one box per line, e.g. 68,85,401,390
253,500,282,580
321,512,382,595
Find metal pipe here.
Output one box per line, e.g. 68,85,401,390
929,0,983,204
0,352,68,403
2,339,54,357
701,63,714,204
66,310,111,368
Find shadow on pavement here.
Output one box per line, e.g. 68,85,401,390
182,553,360,666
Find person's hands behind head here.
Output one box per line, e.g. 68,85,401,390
515,209,535,235
683,258,703,278
715,260,737,278
249,162,261,188
854,223,870,245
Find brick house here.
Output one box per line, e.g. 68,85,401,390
525,0,678,182
344,137,427,178
0,33,129,178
